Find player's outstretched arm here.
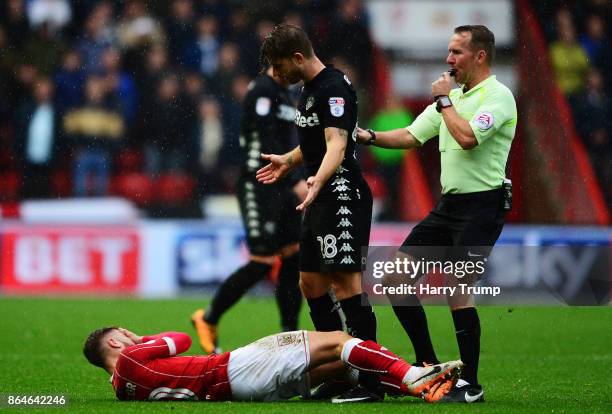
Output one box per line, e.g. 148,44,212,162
355,127,421,149
296,127,346,211
256,146,303,184
126,332,192,361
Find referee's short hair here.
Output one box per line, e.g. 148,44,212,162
260,24,314,66
455,25,495,65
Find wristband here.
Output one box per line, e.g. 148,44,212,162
364,128,377,146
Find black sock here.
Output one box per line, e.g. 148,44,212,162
275,253,302,331
391,298,439,365
339,293,377,341
306,293,343,332
205,261,272,325
451,307,481,386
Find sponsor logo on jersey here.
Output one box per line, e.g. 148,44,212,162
295,110,320,127
332,184,350,192
255,97,271,116
332,177,350,185
305,96,315,110
336,206,352,215
339,231,353,240
277,104,295,121
336,166,348,174
338,218,352,227
340,256,355,264
337,194,351,201
473,111,494,131
329,97,345,117
339,243,354,252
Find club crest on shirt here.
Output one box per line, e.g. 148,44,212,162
473,111,494,130
255,97,271,116
277,333,298,346
329,97,345,117
305,96,315,110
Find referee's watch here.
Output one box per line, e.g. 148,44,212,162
435,95,453,112
364,128,377,146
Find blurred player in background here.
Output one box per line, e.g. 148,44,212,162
83,326,461,402
192,65,305,354
257,24,378,402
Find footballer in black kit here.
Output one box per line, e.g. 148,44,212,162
238,72,302,255
258,25,380,402
191,68,304,354
295,66,373,272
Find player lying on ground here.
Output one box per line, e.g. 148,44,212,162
83,327,462,403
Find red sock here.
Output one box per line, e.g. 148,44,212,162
342,339,412,384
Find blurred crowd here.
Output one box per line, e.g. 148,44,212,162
535,0,612,204
0,0,377,214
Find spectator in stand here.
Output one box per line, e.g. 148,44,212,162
1,0,29,51
53,49,86,114
183,15,221,78
14,77,61,199
324,0,373,85
367,96,414,221
116,0,165,75
140,73,192,176
77,2,116,74
550,12,590,98
573,68,612,203
165,0,196,66
141,43,171,98
194,97,224,194
579,14,609,73
226,7,259,76
116,0,164,50
209,41,243,99
22,22,66,76
101,47,138,123
64,74,125,196
26,0,72,35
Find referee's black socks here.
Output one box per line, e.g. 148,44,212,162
391,300,440,365
307,292,343,332
275,253,302,331
451,307,481,386
204,261,272,325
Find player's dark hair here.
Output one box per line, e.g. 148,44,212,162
83,326,118,369
454,25,495,65
259,24,313,68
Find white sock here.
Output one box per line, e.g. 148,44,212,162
403,366,423,383
340,338,363,364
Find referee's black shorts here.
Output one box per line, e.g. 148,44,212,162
237,178,301,256
401,188,505,262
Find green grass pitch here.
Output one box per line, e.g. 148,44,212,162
0,297,611,413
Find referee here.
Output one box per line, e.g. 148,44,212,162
356,25,517,403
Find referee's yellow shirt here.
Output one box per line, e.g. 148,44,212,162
407,75,517,194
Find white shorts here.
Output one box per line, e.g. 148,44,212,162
227,331,311,401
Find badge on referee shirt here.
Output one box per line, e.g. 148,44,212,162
473,111,494,131
329,97,345,117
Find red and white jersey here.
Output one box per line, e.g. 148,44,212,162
111,332,231,401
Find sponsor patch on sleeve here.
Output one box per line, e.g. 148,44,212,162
472,111,494,131
255,97,271,116
329,97,345,117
